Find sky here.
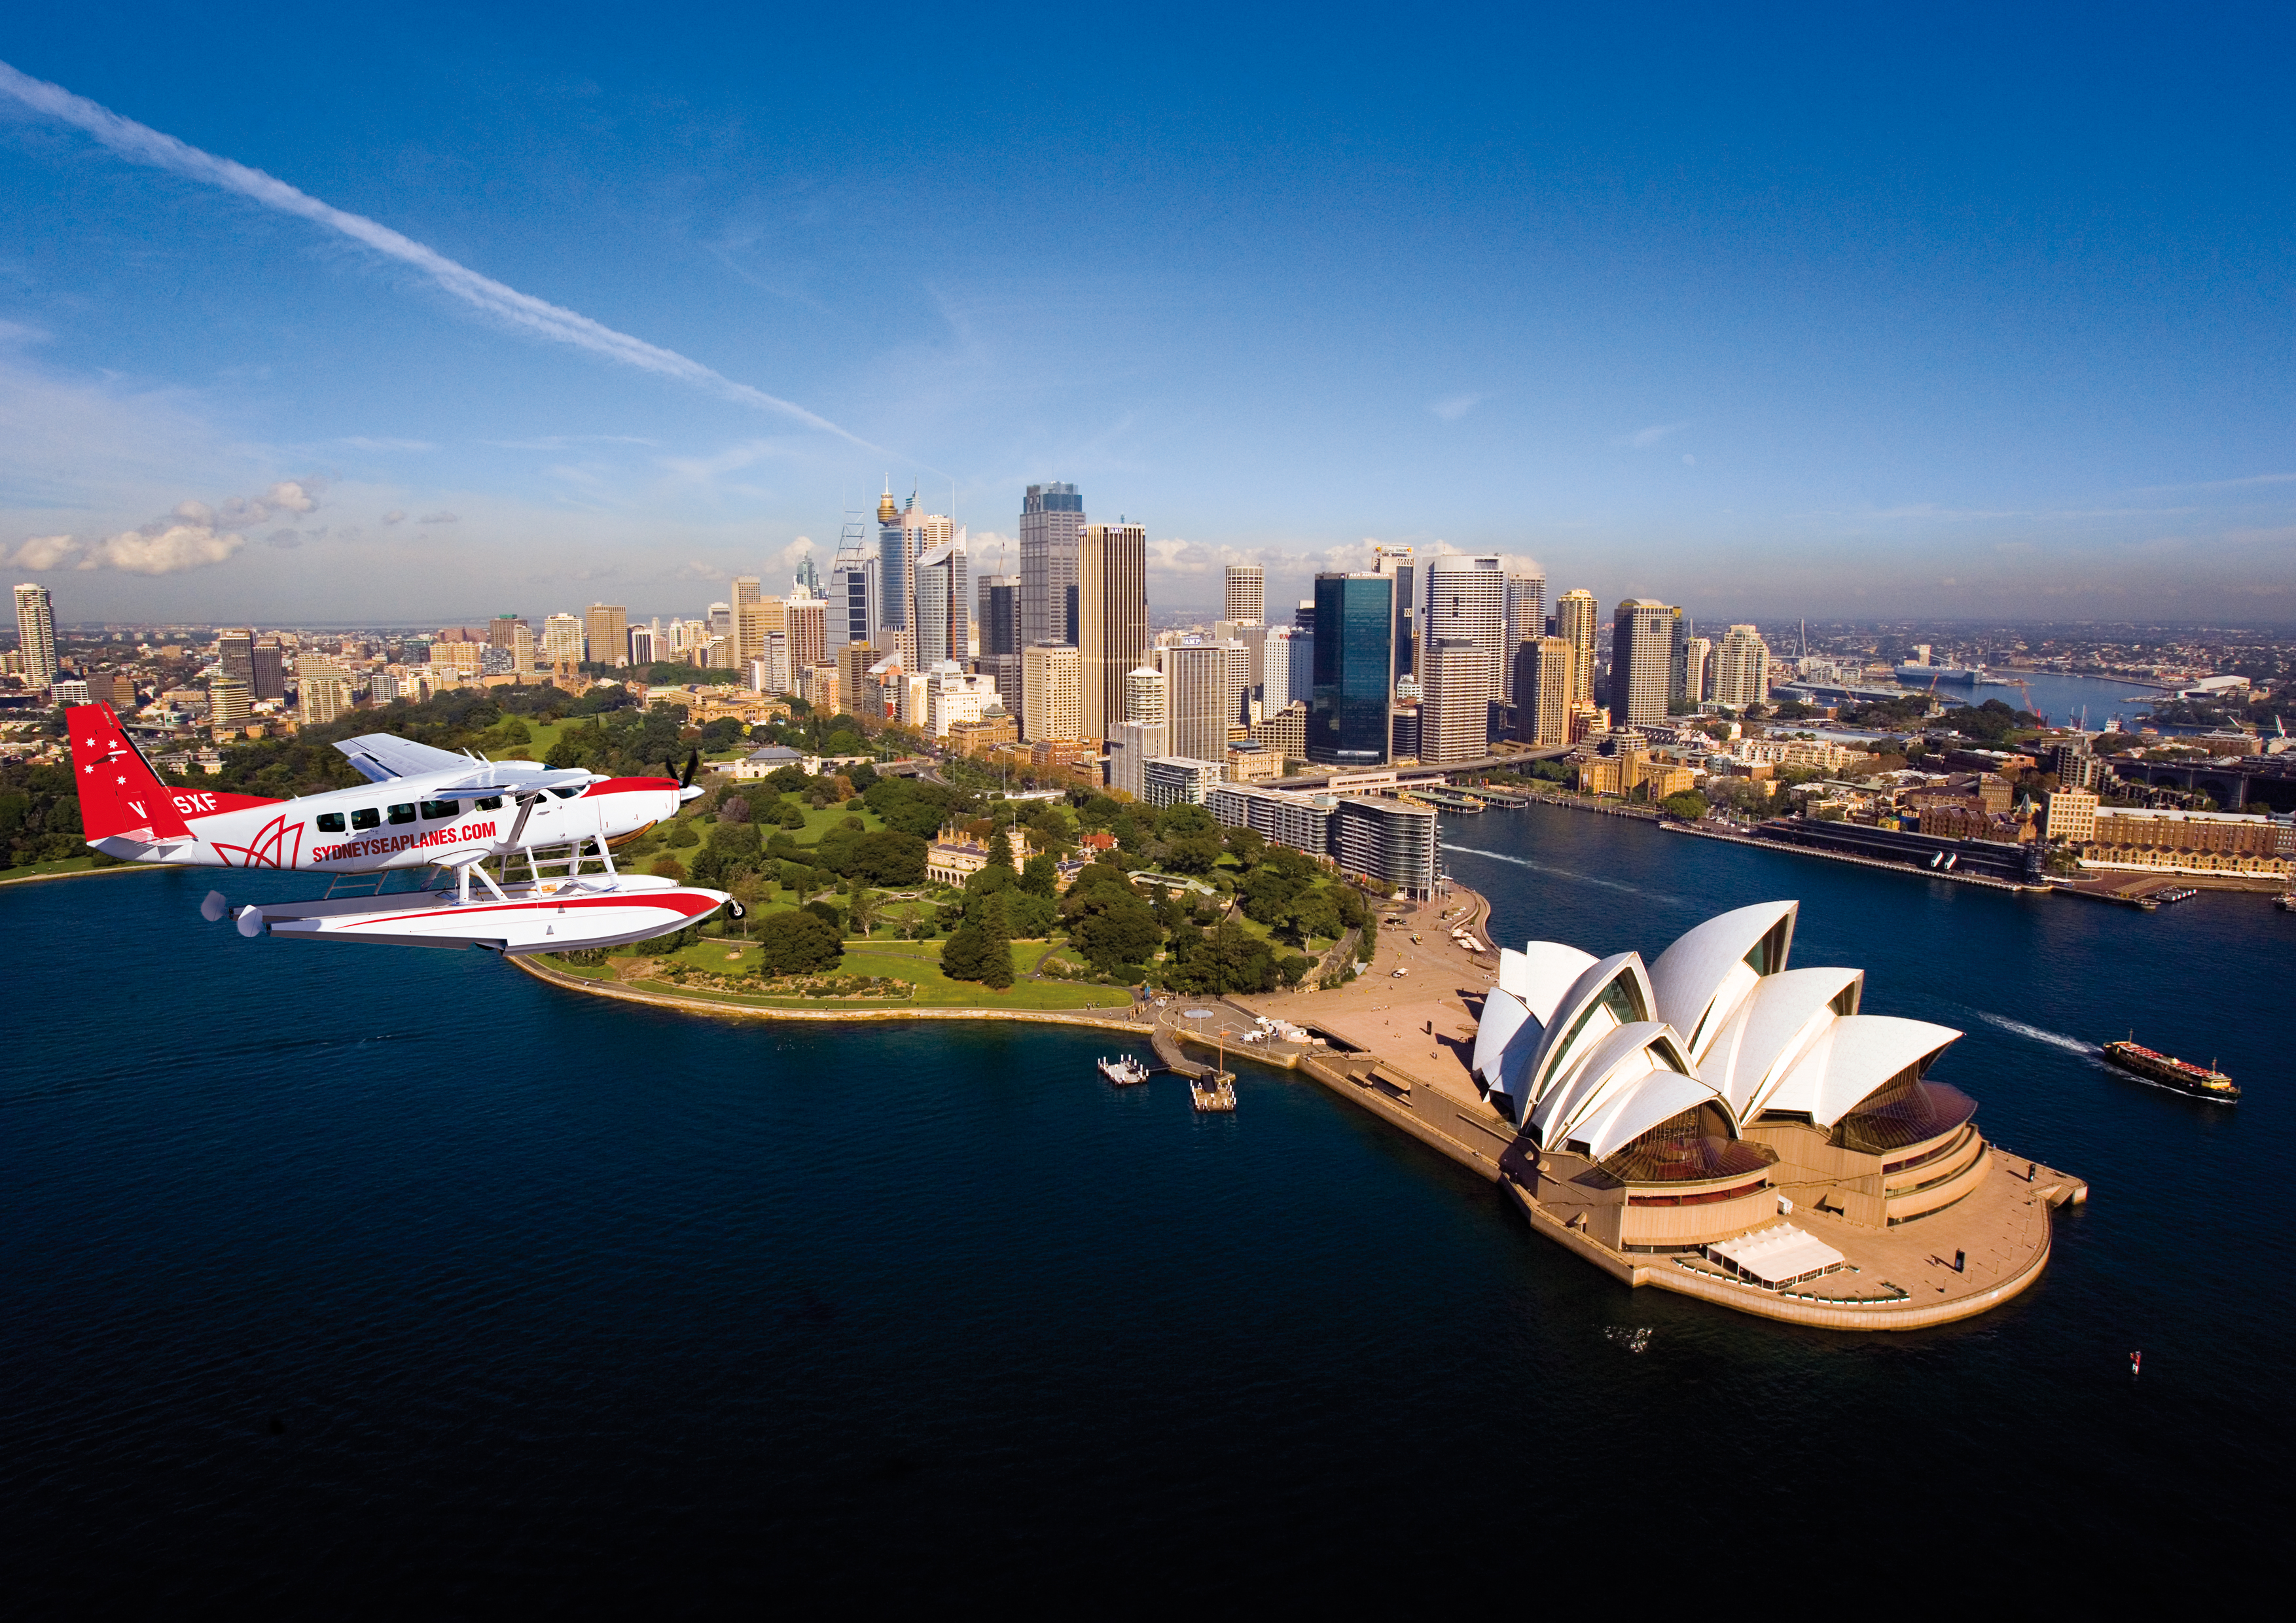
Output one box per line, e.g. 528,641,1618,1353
2,1,2293,627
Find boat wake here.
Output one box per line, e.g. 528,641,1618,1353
1972,1010,2100,1058
1445,846,1681,903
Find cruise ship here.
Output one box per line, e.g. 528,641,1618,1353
1894,662,1984,685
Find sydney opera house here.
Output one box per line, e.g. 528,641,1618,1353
1463,900,2081,1322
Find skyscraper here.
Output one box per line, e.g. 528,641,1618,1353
1022,643,1083,743
1262,626,1300,713
785,596,827,675
1611,599,1676,725
541,613,584,669
218,629,255,692
1223,563,1265,626
1019,482,1085,649
1713,625,1772,708
1668,607,1696,708
13,583,57,690
1372,544,1415,681
1554,590,1598,715
1503,572,1546,705
585,603,629,668
1680,635,1713,706
1513,636,1574,746
914,544,965,667
829,508,878,651
1125,664,1168,724
1417,635,1489,764
730,576,763,666
1163,643,1232,768
1308,572,1394,767
1076,522,1148,741
977,574,1021,658
1422,553,1506,741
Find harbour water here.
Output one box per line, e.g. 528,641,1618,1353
3,815,2287,1606
1893,668,2168,728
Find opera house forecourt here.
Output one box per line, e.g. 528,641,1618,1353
1462,901,2087,1329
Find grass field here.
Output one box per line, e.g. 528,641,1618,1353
624,929,1128,1010
488,719,568,762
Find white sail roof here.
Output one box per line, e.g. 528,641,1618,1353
1700,965,1866,1118
1762,1014,1962,1127
1648,900,1798,1062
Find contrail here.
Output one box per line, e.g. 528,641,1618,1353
0,58,886,454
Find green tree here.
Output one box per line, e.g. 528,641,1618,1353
753,909,844,974
848,888,884,937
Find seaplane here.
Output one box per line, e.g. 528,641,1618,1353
67,703,736,954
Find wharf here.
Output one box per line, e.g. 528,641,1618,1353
1659,819,2051,895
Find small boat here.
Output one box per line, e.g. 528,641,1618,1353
2101,1037,2239,1103
1098,1054,1151,1086
2276,893,2295,914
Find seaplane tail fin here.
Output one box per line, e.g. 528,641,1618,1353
67,704,193,842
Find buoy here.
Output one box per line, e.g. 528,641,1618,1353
2130,1351,2142,1376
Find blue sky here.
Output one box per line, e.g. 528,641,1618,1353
3,2,2291,626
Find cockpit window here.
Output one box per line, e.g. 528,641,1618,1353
475,796,503,811
550,786,584,800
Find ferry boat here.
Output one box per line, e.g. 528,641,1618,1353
1098,1054,1151,1086
2101,1038,2240,1103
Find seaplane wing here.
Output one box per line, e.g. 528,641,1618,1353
334,732,475,781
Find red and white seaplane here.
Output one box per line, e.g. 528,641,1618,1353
67,703,736,953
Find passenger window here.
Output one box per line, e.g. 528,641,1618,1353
476,796,503,811
317,812,346,832
420,800,461,820
387,804,418,825
350,808,381,830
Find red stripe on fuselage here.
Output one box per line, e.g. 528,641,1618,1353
582,777,680,796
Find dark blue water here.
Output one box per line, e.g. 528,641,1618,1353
5,818,2287,1609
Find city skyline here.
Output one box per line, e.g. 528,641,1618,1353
4,10,2295,624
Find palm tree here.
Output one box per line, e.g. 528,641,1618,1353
848,887,884,938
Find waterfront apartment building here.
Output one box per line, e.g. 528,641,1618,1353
1553,589,1598,711
1207,781,1337,857
1019,482,1085,649
1022,643,1083,743
1164,642,1233,767
1308,571,1395,768
1712,624,1772,709
1610,599,1675,725
1331,794,1439,899
2079,806,2293,877
1223,563,1265,626
584,603,629,668
1077,522,1149,742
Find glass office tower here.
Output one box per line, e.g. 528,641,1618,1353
1307,572,1395,767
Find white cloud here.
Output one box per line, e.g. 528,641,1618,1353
8,533,77,569
380,508,406,524
1621,421,1689,449
338,437,437,452
1429,393,1486,421
417,510,459,524
82,519,243,574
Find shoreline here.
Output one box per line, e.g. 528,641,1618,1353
0,861,163,890
515,888,2077,1334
